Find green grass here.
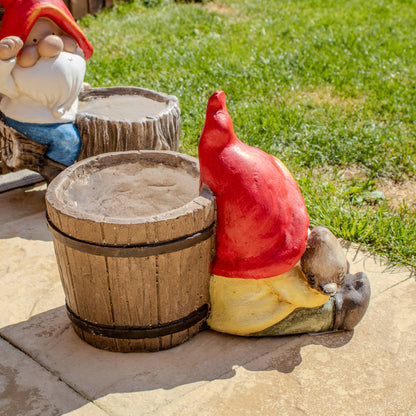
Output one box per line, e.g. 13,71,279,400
79,0,416,269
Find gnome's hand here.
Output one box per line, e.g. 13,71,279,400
0,36,23,61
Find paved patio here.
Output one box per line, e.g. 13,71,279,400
0,178,415,416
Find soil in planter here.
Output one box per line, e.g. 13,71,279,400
62,162,200,219
77,95,169,122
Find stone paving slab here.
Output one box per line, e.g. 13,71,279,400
0,184,415,415
0,185,64,329
152,276,416,416
1,307,301,415
0,337,107,416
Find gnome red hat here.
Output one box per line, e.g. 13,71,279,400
199,91,310,279
0,0,93,59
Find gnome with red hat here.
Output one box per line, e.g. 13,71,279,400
199,91,371,336
0,0,93,174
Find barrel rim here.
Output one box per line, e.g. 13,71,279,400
77,86,179,123
45,150,212,225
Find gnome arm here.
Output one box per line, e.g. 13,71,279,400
0,37,22,98
0,57,19,98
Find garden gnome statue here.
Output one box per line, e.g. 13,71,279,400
199,91,371,336
0,0,93,178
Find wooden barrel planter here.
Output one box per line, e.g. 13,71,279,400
76,87,180,161
45,150,215,352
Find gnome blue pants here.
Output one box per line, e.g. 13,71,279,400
2,115,81,166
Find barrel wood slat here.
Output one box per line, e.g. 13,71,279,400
97,255,160,352
46,151,215,352
51,213,116,326
158,240,212,348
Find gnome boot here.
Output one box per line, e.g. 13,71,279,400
246,272,371,337
333,272,371,331
39,157,66,183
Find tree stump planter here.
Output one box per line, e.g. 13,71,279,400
45,150,215,352
0,86,180,181
76,87,180,161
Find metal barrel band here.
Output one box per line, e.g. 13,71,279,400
66,303,209,340
46,215,214,258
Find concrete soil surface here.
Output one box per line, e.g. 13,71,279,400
0,183,415,416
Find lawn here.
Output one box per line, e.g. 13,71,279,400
80,0,416,269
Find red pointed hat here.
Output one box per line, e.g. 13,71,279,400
0,0,93,59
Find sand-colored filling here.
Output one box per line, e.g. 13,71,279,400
77,95,169,122
62,162,199,219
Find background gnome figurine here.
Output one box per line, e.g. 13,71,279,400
0,0,93,178
199,91,370,336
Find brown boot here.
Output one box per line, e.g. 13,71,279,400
333,272,371,331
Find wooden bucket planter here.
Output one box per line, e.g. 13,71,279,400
45,150,215,352
76,86,180,161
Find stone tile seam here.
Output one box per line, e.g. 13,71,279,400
0,332,114,416
342,240,415,276
341,241,415,296
377,271,415,295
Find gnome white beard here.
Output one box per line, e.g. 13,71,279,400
4,51,86,123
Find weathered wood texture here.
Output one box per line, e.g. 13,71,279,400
0,118,48,173
0,161,12,175
69,0,89,19
46,151,216,352
76,87,180,160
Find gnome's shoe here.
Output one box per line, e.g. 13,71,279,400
39,157,66,183
333,272,371,331
245,271,371,337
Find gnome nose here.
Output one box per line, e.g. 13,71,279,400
321,282,338,296
38,35,64,58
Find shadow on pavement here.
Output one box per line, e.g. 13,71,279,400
0,305,353,403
